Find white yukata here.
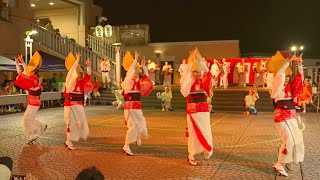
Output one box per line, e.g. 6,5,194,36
271,61,304,175
180,61,213,160
64,59,91,144
122,59,153,152
210,62,220,87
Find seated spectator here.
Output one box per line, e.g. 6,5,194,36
298,79,312,113
55,73,65,91
244,87,259,115
112,87,124,110
0,156,13,180
76,166,104,180
92,77,101,98
156,86,172,111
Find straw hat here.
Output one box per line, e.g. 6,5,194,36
123,51,142,73
65,52,83,73
265,51,291,76
25,51,42,74
189,49,204,72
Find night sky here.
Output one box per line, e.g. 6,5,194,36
94,0,320,58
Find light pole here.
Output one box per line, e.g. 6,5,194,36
112,42,123,88
154,50,162,85
24,30,38,64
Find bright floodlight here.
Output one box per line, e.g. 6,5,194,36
29,30,38,35
112,43,122,46
300,46,304,50
291,46,297,51
154,50,163,54
31,4,35,7
49,2,54,5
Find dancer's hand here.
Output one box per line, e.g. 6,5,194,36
135,51,140,60
76,53,81,60
14,57,19,65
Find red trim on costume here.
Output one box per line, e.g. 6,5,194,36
274,109,297,123
186,102,209,114
188,114,212,152
282,146,288,154
124,101,142,109
140,75,153,96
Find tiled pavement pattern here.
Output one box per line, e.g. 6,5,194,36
0,106,319,180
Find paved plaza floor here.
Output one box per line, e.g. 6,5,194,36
0,106,319,179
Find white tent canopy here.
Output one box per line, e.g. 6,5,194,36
0,55,17,71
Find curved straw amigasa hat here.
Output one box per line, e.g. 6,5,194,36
65,52,83,73
25,51,42,74
189,49,204,72
265,51,292,76
123,51,142,74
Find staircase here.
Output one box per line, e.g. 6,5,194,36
31,24,127,106
30,24,118,81
212,88,274,112
90,86,274,112
91,88,116,105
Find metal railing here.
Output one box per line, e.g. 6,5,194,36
0,6,9,21
30,24,121,85
87,34,125,58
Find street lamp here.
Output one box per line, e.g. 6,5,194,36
24,30,38,64
290,45,304,55
112,42,123,87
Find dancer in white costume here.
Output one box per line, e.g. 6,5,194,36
267,52,304,177
162,61,173,87
122,51,153,156
180,49,213,166
100,57,111,89
210,59,220,88
14,53,47,144
63,53,92,150
147,60,158,85
221,58,230,89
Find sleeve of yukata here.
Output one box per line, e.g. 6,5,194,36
270,61,289,99
65,59,80,93
291,64,304,98
122,59,138,93
180,63,194,97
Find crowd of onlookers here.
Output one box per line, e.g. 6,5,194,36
0,72,66,114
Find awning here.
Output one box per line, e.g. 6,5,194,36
0,55,16,71
0,51,67,72
37,51,67,72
